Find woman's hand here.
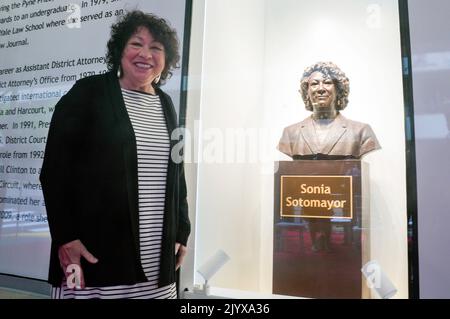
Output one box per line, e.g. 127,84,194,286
175,242,187,271
58,239,98,289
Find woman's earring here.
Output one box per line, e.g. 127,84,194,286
154,74,161,84
117,65,122,78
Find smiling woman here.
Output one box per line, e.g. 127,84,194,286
40,10,190,299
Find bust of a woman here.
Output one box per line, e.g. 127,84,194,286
278,62,380,159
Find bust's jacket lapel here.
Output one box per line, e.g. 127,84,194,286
320,113,347,155
299,116,320,154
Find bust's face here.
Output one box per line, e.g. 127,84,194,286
307,71,337,110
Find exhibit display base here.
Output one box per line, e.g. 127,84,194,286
273,160,370,299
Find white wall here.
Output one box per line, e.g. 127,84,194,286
409,0,450,299
189,0,408,297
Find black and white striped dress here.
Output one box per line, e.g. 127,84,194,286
52,88,176,299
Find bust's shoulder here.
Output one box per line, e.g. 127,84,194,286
338,114,372,131
283,116,312,132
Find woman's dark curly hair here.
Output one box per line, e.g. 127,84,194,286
106,10,180,87
299,62,350,111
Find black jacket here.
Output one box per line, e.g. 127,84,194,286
40,71,190,287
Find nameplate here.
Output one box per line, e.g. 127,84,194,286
280,175,352,219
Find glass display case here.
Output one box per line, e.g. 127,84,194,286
184,0,410,298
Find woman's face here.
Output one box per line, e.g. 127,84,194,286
120,27,165,91
307,71,337,110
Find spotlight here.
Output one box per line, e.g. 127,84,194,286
361,260,397,299
196,249,230,295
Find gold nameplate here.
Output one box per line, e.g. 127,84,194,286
280,175,352,219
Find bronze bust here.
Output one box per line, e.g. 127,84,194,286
278,62,381,159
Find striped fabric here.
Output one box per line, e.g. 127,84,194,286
52,88,175,299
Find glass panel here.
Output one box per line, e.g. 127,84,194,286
190,0,408,298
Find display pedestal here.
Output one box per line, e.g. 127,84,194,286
273,160,370,299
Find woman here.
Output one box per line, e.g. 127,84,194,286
40,10,190,299
278,61,380,252
278,61,380,159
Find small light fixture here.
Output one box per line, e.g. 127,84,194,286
196,249,230,295
361,260,397,299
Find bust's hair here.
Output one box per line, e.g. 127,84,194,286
106,10,180,87
300,62,350,111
